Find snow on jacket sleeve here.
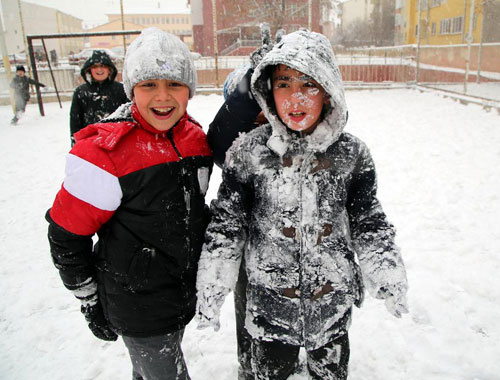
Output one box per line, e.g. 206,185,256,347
197,137,253,295
346,141,408,298
207,69,261,168
47,138,122,305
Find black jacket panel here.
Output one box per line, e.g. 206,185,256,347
207,69,261,167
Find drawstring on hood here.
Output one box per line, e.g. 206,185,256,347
251,30,348,156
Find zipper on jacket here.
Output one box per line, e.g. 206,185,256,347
167,130,193,275
167,130,183,159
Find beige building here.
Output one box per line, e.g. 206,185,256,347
340,0,375,26
86,20,144,50
105,11,193,49
1,0,83,58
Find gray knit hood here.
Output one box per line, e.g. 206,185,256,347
251,30,348,155
122,27,197,100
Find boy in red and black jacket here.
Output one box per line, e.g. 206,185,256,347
46,28,212,380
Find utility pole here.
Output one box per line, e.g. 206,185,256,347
462,0,468,43
0,15,16,113
308,0,312,30
120,0,127,55
16,0,31,74
476,0,486,84
464,0,475,94
415,0,422,84
212,0,219,87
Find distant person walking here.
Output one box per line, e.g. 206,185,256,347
69,50,128,146
10,65,45,125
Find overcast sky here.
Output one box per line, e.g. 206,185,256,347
15,0,190,27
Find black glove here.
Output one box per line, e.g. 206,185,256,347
250,23,273,69
81,303,118,341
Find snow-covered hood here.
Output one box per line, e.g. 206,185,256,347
251,30,348,156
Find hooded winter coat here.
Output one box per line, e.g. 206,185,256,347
197,30,408,350
69,50,128,144
47,103,213,337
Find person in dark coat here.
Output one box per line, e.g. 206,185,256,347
69,50,128,145
9,65,45,125
197,29,409,379
47,28,211,380
206,24,280,380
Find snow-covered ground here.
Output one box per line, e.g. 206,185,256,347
1,89,499,380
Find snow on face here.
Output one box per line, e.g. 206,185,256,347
272,65,327,134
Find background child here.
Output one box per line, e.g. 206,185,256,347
69,50,128,146
196,29,408,379
46,28,212,380
9,65,45,125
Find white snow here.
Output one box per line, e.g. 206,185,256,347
1,89,500,379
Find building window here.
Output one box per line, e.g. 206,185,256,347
166,17,170,24
431,0,440,7
415,24,419,36
431,21,436,35
439,17,462,34
112,35,116,40
473,13,477,30
451,16,463,33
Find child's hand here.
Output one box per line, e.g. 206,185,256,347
195,284,229,331
378,286,409,318
250,23,273,69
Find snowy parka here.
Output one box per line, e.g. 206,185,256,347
197,30,408,350
70,50,128,144
47,103,213,337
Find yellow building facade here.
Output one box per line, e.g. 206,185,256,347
108,13,193,48
396,0,484,45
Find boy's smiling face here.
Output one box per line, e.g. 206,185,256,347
272,65,329,134
90,64,110,82
133,79,189,132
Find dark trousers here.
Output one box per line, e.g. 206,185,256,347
234,258,254,380
122,329,190,380
251,333,350,380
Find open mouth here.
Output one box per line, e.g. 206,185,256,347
151,106,175,117
288,111,306,121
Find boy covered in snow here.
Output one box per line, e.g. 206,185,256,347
46,28,212,380
9,65,45,125
196,29,408,379
69,50,128,146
